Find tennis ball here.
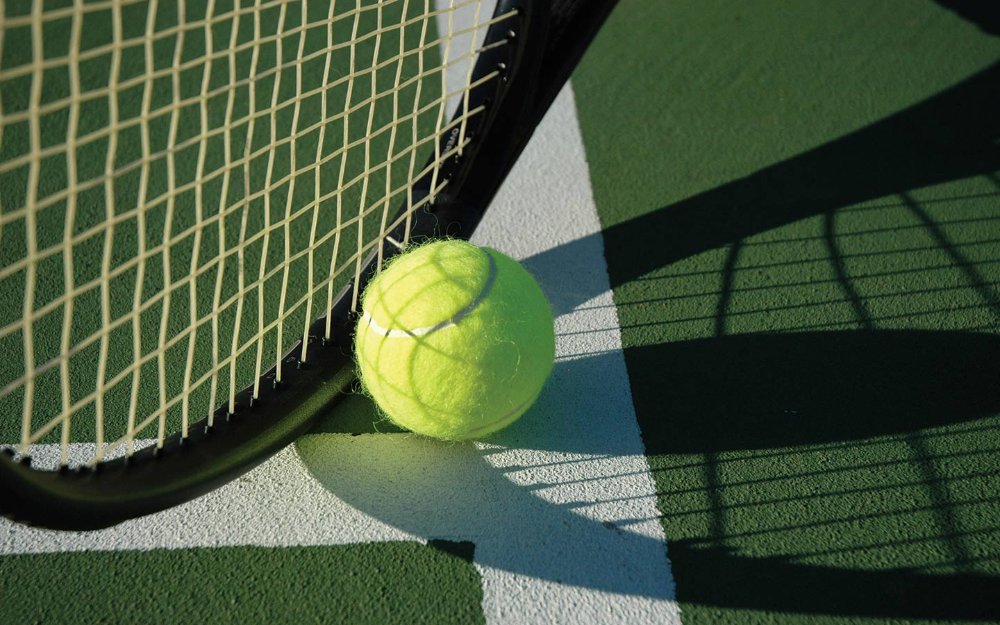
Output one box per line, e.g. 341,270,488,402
354,239,555,440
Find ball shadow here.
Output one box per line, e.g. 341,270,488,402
296,429,675,599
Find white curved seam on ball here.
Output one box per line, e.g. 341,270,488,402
460,394,536,437
362,250,498,339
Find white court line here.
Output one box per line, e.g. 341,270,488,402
466,82,680,624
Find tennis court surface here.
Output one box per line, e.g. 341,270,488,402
2,0,999,623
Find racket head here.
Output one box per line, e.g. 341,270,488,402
0,0,617,530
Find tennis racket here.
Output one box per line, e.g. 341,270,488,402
0,0,617,530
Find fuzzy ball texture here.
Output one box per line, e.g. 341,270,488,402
354,239,555,440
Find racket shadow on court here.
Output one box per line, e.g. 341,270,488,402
521,60,1000,618
298,60,1000,609
623,330,1000,617
516,58,1000,616
526,62,1000,310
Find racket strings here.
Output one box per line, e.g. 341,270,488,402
0,19,502,280
0,0,506,468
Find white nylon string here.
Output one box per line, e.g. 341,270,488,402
0,0,509,468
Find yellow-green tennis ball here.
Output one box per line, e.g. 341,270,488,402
354,239,555,440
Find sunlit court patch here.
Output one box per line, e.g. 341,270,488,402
0,542,485,625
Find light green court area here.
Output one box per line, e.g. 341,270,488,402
0,541,484,625
573,0,999,622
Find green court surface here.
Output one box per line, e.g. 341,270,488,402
2,0,999,623
574,0,1000,622
1,541,485,625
